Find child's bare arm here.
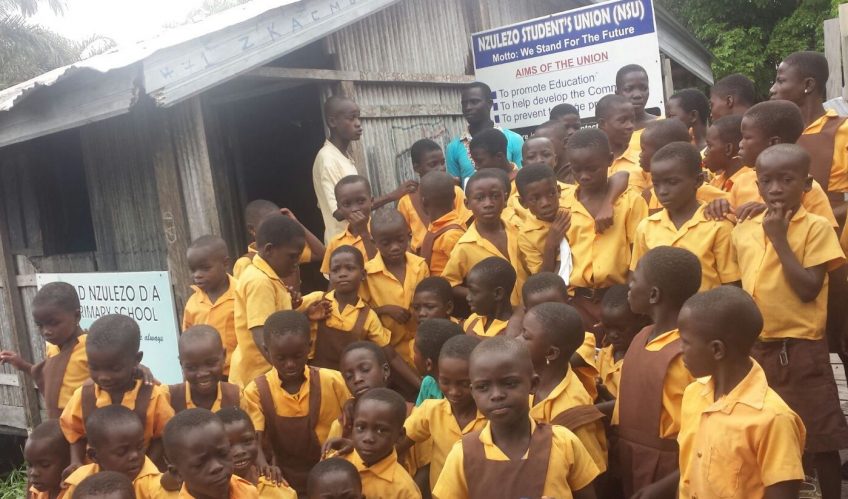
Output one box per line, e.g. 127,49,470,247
763,480,801,499
348,211,377,259
503,308,525,338
763,206,826,302
371,180,418,210
542,210,571,273
255,431,273,469
374,305,411,324
595,171,629,233
65,440,87,478
396,435,417,455
250,327,271,363
0,351,32,373
385,346,422,389
280,208,326,263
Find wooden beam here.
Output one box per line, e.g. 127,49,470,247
825,18,843,100
246,66,475,86
359,104,462,118
661,55,674,103
840,4,848,100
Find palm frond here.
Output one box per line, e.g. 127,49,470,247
0,14,78,88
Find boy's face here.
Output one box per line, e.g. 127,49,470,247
461,87,492,125
599,103,635,147
517,311,553,370
351,399,403,467
569,147,612,191
651,158,700,213
437,356,474,413
665,98,691,128
558,114,582,140
32,303,79,346
522,138,558,170
329,252,364,295
414,149,446,177
87,346,141,394
739,116,774,167
466,271,498,316
412,342,429,376
90,421,146,479
470,148,507,171
470,351,537,425
769,62,807,104
265,333,310,385
703,126,731,173
24,438,67,492
340,348,388,398
179,337,225,398
709,91,731,121
328,102,363,142
618,71,650,114
638,131,661,173
186,246,228,293
465,178,507,223
171,422,233,496
601,305,642,352
519,178,561,223
308,470,363,499
223,419,259,478
677,306,716,378
756,156,811,211
524,288,567,310
263,238,305,280
336,182,373,223
371,222,410,267
627,263,653,315
412,290,452,322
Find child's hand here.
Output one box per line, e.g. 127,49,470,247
735,201,767,222
0,350,29,371
62,462,82,480
703,198,732,221
260,464,288,487
286,285,303,309
348,210,370,235
136,365,160,386
322,437,354,458
279,208,300,223
380,305,411,324
391,180,419,201
763,204,791,243
306,298,332,321
546,210,571,248
593,201,614,233
160,469,182,491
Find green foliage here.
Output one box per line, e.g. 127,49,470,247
0,466,26,499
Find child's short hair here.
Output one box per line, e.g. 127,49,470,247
596,94,631,121
616,64,648,87
638,246,701,308
32,281,80,311
188,235,228,255
652,142,703,176
263,310,311,344
469,128,507,156
420,171,456,210
466,168,511,194
87,314,140,354
468,257,516,298
567,128,611,154
757,144,810,176
683,286,764,354
669,88,710,125
342,340,389,366
535,120,569,138
256,214,305,248
527,302,584,357
244,199,280,229
86,405,142,448
522,272,568,303
439,334,481,362
334,174,372,197
711,115,743,145
323,95,356,119
370,209,408,237
711,73,756,106
416,318,463,362
330,244,365,268
601,284,631,313
643,119,690,146
216,406,254,430
308,458,361,494
550,103,580,120
179,324,223,353
414,276,453,303
74,471,135,499
163,408,221,461
470,336,533,375
355,387,407,427
783,51,829,98
28,419,68,452
743,101,804,143
410,139,442,165
515,164,556,197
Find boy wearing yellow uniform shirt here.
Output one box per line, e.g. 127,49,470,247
320,175,378,274
598,95,648,191
418,171,467,276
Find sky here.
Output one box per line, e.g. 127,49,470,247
30,0,208,45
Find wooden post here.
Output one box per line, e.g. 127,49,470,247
840,4,848,100
661,55,674,105
824,18,843,100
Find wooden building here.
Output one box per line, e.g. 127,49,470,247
0,0,712,433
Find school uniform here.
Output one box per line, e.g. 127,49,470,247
442,221,527,306
182,275,237,375
433,419,600,499
28,487,64,499
231,255,292,387
461,314,508,339
62,456,164,499
733,207,848,452
421,210,466,276
646,183,729,212
313,140,358,243
178,476,258,498
613,326,694,497
60,379,173,448
233,244,312,280
243,366,348,494
597,345,623,399
397,187,469,252
31,334,88,419
254,478,296,499
798,109,848,198
609,146,649,191
530,368,608,472
515,183,578,274
503,174,532,230
678,360,806,499
345,449,422,499
631,204,740,291
574,332,600,402
321,225,371,274
298,290,390,369
166,381,241,413
361,252,430,366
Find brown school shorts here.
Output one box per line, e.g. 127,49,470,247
751,338,848,453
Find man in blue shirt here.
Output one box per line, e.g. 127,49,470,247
446,82,524,186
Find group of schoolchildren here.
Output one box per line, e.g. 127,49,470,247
2,49,848,499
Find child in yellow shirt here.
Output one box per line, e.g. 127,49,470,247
665,88,710,152
169,326,241,413
468,128,525,229
534,118,578,183
321,175,378,274
597,94,645,191
704,115,747,195
462,257,514,339
24,420,69,499
233,199,279,279
412,315,461,406
306,458,362,499
73,472,136,499
418,171,467,276
596,285,649,402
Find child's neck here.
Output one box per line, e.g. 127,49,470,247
648,306,681,341
723,156,745,176
497,162,514,176
534,361,569,404
635,110,652,129
797,98,826,127
60,327,83,350
334,289,359,309
483,302,512,323
47,488,62,499
578,181,609,200
610,139,628,158
189,383,219,410
235,464,259,485
428,204,452,223
449,398,477,429
490,413,533,460
361,449,392,468
329,134,351,155
667,197,701,230
281,372,307,395
186,483,229,499
469,119,495,136
712,356,753,400
204,278,230,304
476,217,504,234
692,125,707,150
384,254,407,282
104,377,137,403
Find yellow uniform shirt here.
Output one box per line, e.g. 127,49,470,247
612,329,695,437
647,183,729,212
404,399,488,489
732,208,845,340
63,457,163,499
803,109,848,193
243,367,348,443
44,334,89,411
516,183,579,274
255,478,296,499
361,253,430,365
433,419,600,499
299,290,391,358
504,177,533,230
173,382,243,412
574,332,600,401
182,275,237,375
442,221,527,306
561,187,648,289
28,488,63,499
321,227,371,274
425,210,467,276
397,187,469,251
678,360,805,499
345,450,422,499
179,476,258,498
609,147,649,191
631,204,740,291
462,314,508,338
231,255,292,387
597,345,623,399
529,368,608,472
60,380,173,446
313,140,359,243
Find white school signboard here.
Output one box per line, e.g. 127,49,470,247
36,272,182,384
472,0,664,129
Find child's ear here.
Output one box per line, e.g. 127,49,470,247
74,308,82,325
648,285,661,306
767,136,782,147
607,151,615,165
135,351,144,365
424,358,434,374
597,117,607,130
546,345,561,364
396,426,407,445
86,447,97,463
528,372,541,395
802,77,817,97
445,300,455,316
711,339,726,361
518,195,527,209
492,285,505,302
803,175,813,193
723,142,734,158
